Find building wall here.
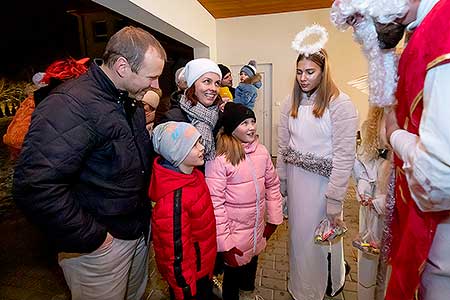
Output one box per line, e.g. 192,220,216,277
92,2,370,152
94,0,217,58
216,8,369,152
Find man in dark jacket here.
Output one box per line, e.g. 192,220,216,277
13,26,165,300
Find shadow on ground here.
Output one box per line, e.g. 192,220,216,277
0,118,70,300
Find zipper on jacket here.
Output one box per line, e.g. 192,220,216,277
119,94,149,239
172,188,192,298
120,94,146,175
246,153,261,253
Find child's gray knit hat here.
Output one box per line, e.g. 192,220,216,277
152,122,201,167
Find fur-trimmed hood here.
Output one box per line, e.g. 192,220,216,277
242,73,262,87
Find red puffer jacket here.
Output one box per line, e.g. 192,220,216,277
149,157,217,300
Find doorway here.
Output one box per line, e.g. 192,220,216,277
230,63,273,154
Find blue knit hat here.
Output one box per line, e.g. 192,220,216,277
152,122,201,167
240,60,257,77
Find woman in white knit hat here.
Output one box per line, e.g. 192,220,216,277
157,58,222,163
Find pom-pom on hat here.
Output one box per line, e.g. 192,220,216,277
152,122,201,167
240,60,257,77
222,102,256,135
184,58,222,88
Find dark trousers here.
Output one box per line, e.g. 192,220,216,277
325,253,346,297
214,252,224,275
169,275,213,300
222,256,258,300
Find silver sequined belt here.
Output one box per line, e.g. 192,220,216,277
281,147,332,178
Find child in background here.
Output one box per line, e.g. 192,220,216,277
353,106,392,300
149,121,217,300
141,88,162,135
205,103,283,300
233,60,262,110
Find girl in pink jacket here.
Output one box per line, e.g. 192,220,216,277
205,102,283,300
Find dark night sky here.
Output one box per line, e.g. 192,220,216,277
0,0,193,96
1,0,82,80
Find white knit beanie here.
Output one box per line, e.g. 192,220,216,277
184,58,222,88
32,72,47,88
152,122,201,167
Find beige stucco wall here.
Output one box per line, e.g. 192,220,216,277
92,2,370,151
216,8,369,152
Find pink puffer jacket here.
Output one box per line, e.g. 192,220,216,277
205,138,283,266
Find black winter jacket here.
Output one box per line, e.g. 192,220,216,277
13,61,152,253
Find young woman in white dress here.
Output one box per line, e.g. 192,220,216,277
277,25,358,300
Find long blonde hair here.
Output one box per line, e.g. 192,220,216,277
215,129,245,166
358,106,385,161
359,106,391,195
291,49,339,118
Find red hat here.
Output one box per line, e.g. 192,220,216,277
40,57,90,85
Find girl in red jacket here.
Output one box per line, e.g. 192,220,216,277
149,121,217,300
205,103,283,300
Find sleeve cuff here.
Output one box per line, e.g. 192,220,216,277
326,197,343,215
371,197,385,215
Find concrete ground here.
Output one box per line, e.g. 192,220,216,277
0,117,360,300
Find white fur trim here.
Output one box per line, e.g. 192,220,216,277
330,0,409,28
350,17,399,106
330,0,402,106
